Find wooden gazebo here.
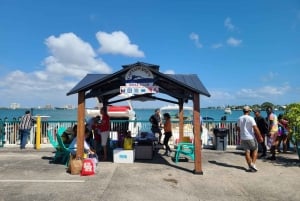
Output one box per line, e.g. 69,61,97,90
67,62,210,174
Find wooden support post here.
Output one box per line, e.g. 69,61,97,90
178,100,184,142
193,93,203,175
76,91,85,159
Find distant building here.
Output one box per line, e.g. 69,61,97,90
10,103,20,109
44,104,53,109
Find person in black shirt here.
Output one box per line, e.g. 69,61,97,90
149,108,162,144
253,110,268,158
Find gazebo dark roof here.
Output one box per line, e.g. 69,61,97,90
67,62,210,103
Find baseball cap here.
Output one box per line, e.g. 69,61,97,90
243,106,252,112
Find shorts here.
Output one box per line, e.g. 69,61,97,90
269,131,278,146
241,139,258,152
100,131,109,146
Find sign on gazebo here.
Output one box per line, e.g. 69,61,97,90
120,65,159,95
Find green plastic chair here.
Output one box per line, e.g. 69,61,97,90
48,127,69,165
175,142,195,163
56,133,70,166
47,129,58,148
57,127,66,136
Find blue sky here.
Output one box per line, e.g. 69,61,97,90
0,0,299,109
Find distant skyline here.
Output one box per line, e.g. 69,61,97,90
1,0,299,109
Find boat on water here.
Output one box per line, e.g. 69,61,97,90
54,105,75,110
224,107,232,114
86,105,135,119
85,101,140,136
159,105,211,146
160,105,193,121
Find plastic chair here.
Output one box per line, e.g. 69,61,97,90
47,129,58,148
175,142,195,163
57,127,66,136
56,134,70,166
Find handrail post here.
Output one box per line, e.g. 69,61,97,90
36,116,41,150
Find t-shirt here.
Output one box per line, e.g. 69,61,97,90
68,137,90,155
237,115,257,140
149,114,160,127
99,114,110,132
267,113,278,132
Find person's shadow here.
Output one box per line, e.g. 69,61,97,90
209,160,248,171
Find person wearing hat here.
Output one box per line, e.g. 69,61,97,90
237,106,263,172
253,110,269,158
19,110,36,149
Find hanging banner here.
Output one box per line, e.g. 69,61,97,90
121,65,159,95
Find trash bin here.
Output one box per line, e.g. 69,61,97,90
213,128,229,151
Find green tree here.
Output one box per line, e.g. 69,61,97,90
261,102,274,110
284,103,300,143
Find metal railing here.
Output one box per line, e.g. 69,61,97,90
0,119,242,148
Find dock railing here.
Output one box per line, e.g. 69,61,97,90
0,119,296,150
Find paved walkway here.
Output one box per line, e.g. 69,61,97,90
0,147,299,201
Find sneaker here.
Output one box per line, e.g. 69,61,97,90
250,164,258,172
246,168,255,172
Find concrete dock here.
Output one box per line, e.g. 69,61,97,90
0,147,299,201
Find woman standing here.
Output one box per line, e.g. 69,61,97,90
163,113,172,156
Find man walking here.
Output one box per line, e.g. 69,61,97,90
19,110,35,149
237,106,263,172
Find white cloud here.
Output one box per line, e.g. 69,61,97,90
45,32,112,78
227,37,242,47
261,71,278,82
235,84,291,102
201,83,292,107
189,32,203,48
224,17,235,31
164,70,175,74
0,32,123,107
211,43,223,49
96,31,145,57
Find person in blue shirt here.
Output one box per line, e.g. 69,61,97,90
68,127,94,156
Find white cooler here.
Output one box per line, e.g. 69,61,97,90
113,148,135,163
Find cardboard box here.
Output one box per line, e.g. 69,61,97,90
113,148,135,163
135,145,153,160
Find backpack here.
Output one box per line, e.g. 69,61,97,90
81,158,95,176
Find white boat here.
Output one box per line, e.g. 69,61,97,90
85,100,140,137
160,105,193,121
160,104,211,147
224,107,232,114
86,105,136,120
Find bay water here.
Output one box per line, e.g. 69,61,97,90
0,108,285,122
